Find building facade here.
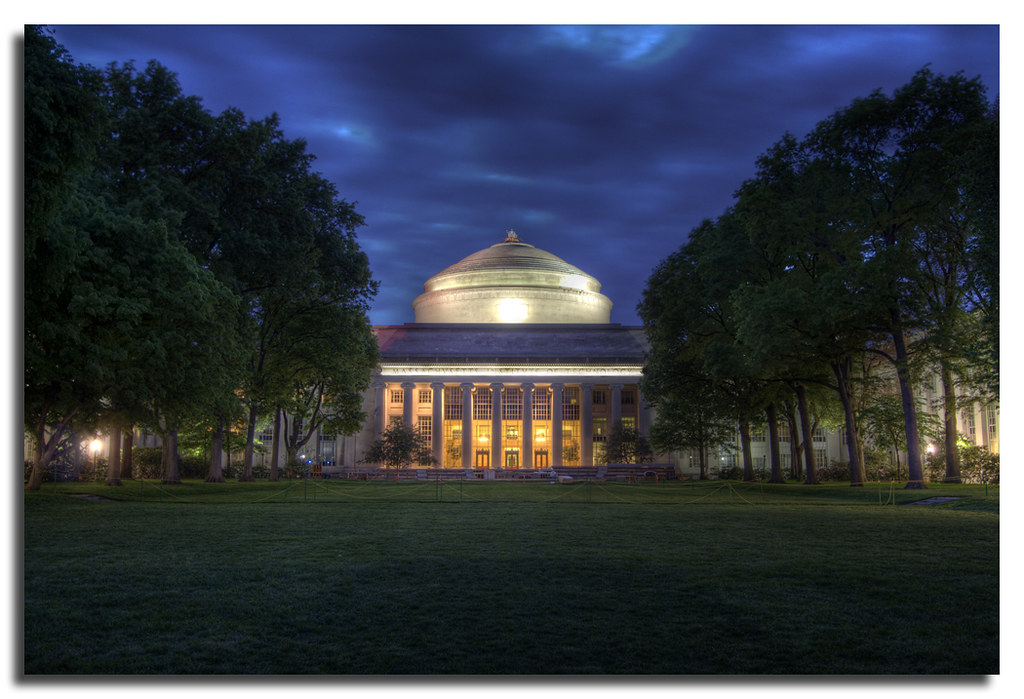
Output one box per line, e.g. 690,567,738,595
343,231,653,472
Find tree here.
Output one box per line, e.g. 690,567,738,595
643,368,735,480
24,26,107,489
861,394,941,481
806,68,995,488
361,422,435,470
603,423,654,465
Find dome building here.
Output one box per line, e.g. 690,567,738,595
338,230,668,476
411,231,613,324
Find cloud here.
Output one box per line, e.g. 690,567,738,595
47,24,1000,326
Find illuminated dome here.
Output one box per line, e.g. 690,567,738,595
412,231,613,324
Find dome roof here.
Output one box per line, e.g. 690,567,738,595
412,231,612,324
431,240,595,281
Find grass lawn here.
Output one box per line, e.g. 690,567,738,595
23,478,998,675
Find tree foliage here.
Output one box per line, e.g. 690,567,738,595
361,422,435,470
24,27,378,486
641,68,997,489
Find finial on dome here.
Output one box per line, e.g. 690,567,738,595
504,229,519,243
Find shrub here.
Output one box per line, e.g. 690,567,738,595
132,447,164,479
816,461,850,482
716,465,743,480
922,443,999,484
179,454,207,479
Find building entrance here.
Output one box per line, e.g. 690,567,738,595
533,449,549,468
475,450,490,468
504,448,520,469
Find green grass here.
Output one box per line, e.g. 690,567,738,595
23,479,998,675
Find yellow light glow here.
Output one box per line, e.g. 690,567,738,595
89,439,102,454
479,434,489,442
559,274,591,291
536,430,547,442
496,298,529,323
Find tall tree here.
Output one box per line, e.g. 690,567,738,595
24,26,107,489
807,68,994,488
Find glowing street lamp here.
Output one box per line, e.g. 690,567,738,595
89,438,102,478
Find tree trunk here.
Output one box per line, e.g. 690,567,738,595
27,421,50,491
240,403,258,482
697,443,706,480
121,429,134,479
785,405,802,480
269,407,282,481
105,425,122,486
795,384,817,485
738,415,754,482
27,409,76,490
831,358,865,486
941,362,962,483
161,418,181,484
206,424,225,482
890,321,926,489
765,403,785,483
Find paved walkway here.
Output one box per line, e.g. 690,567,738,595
906,496,963,506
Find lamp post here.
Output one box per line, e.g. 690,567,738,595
89,438,103,480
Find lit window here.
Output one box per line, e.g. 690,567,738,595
391,390,403,404
963,409,976,439
419,389,432,404
502,387,522,420
444,386,462,420
418,416,432,441
562,387,580,421
533,388,551,420
473,388,492,420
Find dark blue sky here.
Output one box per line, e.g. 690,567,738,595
46,24,1000,326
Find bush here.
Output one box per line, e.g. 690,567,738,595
961,445,999,484
132,447,165,479
923,443,999,484
179,454,207,479
816,461,850,482
716,465,743,480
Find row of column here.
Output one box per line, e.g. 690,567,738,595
374,380,643,468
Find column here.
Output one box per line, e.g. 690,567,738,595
610,383,623,429
431,382,444,466
551,383,563,467
402,381,415,428
490,382,503,468
372,381,386,440
581,382,594,467
461,383,473,469
521,383,534,470
638,386,650,438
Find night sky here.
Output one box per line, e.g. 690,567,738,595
44,24,1000,327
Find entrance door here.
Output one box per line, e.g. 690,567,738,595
475,450,490,468
534,449,549,468
504,449,519,469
